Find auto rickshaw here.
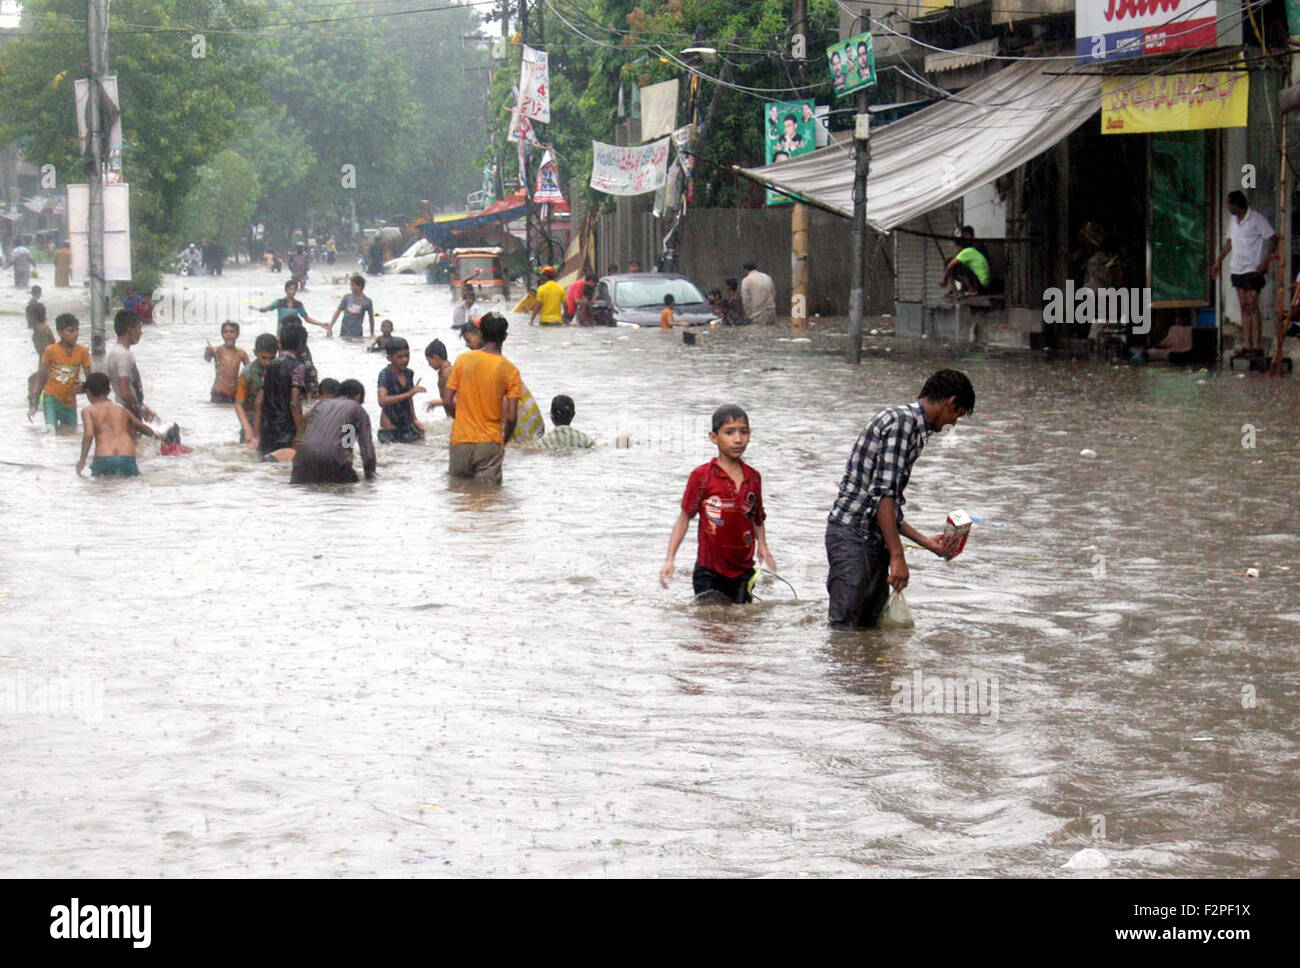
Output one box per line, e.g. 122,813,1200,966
449,247,509,300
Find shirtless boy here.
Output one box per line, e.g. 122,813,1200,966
205,322,250,403
77,372,159,477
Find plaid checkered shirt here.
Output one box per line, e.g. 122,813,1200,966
827,401,932,541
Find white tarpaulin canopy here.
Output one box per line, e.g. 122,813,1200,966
738,60,1101,232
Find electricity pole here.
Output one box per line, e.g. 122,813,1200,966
846,10,871,365
791,0,808,332
86,0,109,360
846,95,870,364
518,0,533,273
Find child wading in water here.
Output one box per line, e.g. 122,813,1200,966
660,405,776,603
27,302,55,413
30,313,92,431
205,321,249,404
77,372,159,477
368,319,396,353
424,339,454,416
376,337,425,443
236,333,277,445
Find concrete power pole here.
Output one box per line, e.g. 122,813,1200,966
518,0,533,273
791,0,809,332
86,0,109,360
845,9,871,365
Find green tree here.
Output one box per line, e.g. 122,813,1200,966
487,0,842,210
228,102,316,250
259,0,489,237
0,0,270,287
179,149,260,252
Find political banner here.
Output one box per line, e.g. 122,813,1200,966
519,45,550,123
535,150,565,203
763,99,816,206
590,138,671,196
828,31,875,98
1101,67,1248,134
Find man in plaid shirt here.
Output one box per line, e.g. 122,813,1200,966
826,370,975,628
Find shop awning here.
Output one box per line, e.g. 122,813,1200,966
924,38,999,74
736,60,1101,232
421,190,569,244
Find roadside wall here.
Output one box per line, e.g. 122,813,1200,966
596,207,894,317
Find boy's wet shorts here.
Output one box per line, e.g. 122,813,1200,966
41,393,77,427
91,455,139,477
211,390,237,404
692,564,756,604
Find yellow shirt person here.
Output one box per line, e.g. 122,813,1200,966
530,268,566,325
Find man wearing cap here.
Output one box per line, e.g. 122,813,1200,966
530,267,567,326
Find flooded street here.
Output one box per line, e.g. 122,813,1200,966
2,266,1299,877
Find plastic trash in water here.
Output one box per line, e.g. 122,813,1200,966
1245,567,1260,578
1079,449,1098,458
1063,848,1109,870
879,590,914,629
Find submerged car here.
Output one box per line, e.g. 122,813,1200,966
384,238,444,274
590,273,714,327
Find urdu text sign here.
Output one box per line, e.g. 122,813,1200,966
1101,69,1247,134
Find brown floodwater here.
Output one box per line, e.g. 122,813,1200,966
1,265,1298,876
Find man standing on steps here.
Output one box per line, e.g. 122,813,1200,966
1212,190,1278,358
445,312,522,487
740,261,776,325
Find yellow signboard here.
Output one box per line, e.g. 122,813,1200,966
1102,69,1248,134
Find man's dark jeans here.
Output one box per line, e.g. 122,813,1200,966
825,520,892,629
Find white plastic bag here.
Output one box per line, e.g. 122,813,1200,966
879,590,915,629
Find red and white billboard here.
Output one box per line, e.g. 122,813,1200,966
1077,0,1219,62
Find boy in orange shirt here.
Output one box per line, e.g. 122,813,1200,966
660,293,680,329
30,313,92,431
445,312,522,485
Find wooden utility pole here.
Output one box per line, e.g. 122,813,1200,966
791,0,809,331
86,0,109,360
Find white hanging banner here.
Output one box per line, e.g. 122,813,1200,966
67,183,132,281
74,76,123,156
639,79,678,141
535,150,565,204
590,138,671,196
519,45,550,123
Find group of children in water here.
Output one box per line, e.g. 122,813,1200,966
24,278,830,610
36,278,600,480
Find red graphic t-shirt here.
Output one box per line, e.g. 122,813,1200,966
681,458,766,577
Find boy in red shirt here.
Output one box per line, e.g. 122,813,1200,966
660,405,776,602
